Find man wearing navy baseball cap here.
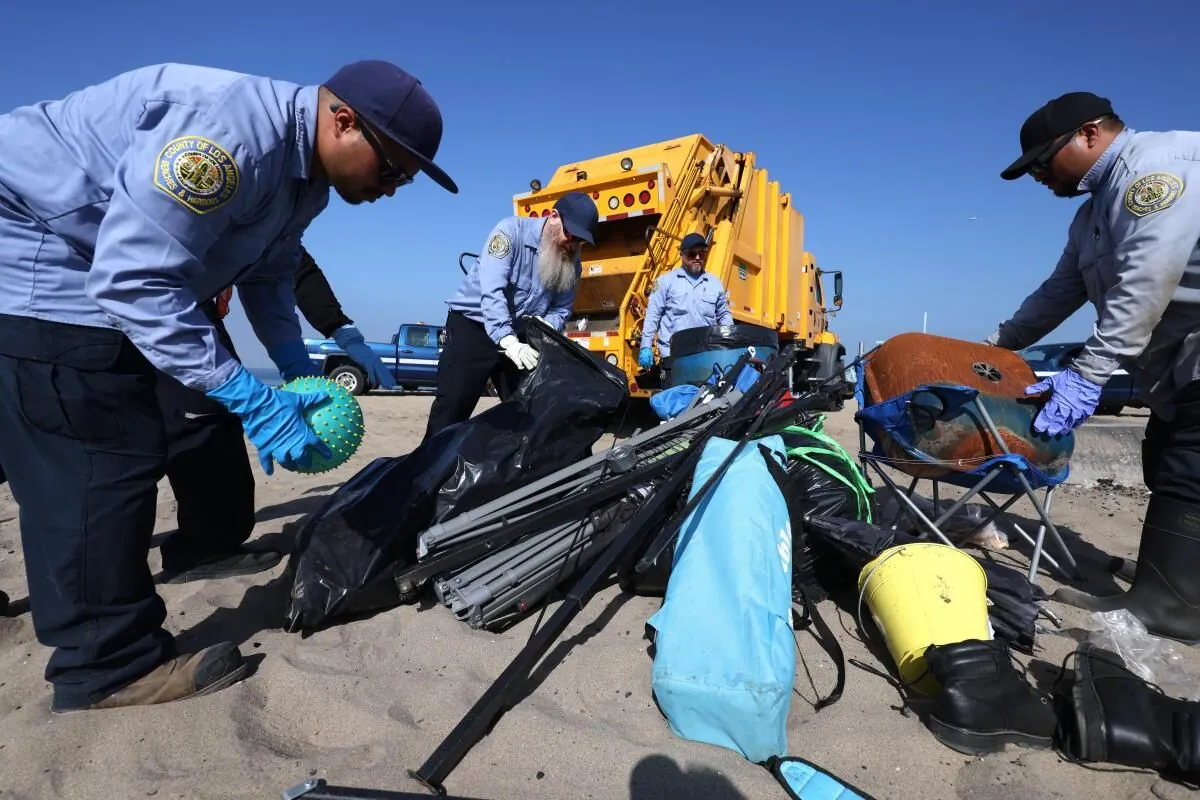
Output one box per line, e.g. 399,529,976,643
985,90,1200,645
320,59,457,200
638,231,733,373
425,191,600,440
0,57,455,713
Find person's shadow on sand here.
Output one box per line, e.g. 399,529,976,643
629,754,747,800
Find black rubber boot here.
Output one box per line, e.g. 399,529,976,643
1059,642,1200,785
922,638,1057,755
1052,495,1200,645
1108,556,1136,583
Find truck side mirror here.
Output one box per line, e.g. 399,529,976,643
833,272,843,308
391,333,399,345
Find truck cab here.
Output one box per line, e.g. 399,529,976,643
304,322,445,396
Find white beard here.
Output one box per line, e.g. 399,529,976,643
538,238,578,294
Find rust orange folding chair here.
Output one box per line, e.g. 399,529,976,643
853,333,1083,584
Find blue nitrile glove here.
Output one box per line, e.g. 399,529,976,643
206,365,332,475
638,347,655,369
1024,368,1102,436
332,324,396,389
268,340,321,382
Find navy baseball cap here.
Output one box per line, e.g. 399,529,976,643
1001,91,1115,180
553,192,599,245
680,232,709,251
325,60,458,194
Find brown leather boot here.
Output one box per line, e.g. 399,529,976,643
52,641,249,713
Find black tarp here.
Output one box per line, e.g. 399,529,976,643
283,318,629,632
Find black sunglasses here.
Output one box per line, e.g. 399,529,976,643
1029,117,1111,180
1028,132,1075,180
355,115,415,186
329,102,415,186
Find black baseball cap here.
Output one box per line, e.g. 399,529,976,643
553,192,599,245
1000,91,1116,180
680,232,709,251
325,60,458,194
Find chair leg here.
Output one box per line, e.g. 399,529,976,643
928,468,1002,528
862,459,957,547
1026,488,1055,583
1014,472,1080,580
969,398,1081,582
979,492,1065,576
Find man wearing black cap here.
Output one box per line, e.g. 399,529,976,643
424,192,600,440
985,91,1200,643
0,59,455,712
638,232,734,372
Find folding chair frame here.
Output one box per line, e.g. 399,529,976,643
856,389,1081,585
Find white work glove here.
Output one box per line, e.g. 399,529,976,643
499,334,539,370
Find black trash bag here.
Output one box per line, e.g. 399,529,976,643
668,322,780,358
756,425,874,601
773,425,876,523
283,318,629,632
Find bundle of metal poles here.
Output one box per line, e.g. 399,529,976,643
389,365,748,623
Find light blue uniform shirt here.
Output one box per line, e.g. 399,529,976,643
0,63,330,391
640,266,734,356
445,216,581,343
994,128,1200,420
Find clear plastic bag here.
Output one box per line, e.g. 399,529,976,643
876,485,1009,549
1085,608,1199,700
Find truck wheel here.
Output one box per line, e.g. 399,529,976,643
329,364,368,396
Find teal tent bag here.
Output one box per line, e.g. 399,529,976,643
767,756,877,799
647,434,795,764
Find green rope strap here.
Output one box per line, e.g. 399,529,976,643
779,422,875,523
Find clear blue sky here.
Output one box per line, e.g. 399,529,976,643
4,0,1199,369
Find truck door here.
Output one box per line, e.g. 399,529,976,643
400,324,441,388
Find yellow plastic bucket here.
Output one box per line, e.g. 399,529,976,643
856,543,990,696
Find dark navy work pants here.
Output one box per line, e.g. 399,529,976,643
0,313,176,708
1142,381,1200,506
155,305,256,569
422,310,525,442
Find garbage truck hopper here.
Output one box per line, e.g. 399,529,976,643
511,133,849,401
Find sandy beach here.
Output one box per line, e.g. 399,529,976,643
0,395,1194,800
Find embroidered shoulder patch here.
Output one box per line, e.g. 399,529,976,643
486,231,512,259
1123,172,1184,218
154,136,240,215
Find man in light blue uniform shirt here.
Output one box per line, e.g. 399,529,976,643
423,192,599,441
985,91,1200,643
0,60,456,712
639,232,734,370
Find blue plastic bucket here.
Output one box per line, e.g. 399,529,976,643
666,324,779,388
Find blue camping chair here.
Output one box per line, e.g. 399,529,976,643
853,361,1081,584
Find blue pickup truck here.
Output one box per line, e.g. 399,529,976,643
304,322,446,396
1019,341,1144,415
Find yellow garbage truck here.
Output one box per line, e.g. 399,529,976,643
497,133,849,400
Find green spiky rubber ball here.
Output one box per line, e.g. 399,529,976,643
278,376,365,474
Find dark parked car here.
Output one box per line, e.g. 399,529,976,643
1018,342,1143,415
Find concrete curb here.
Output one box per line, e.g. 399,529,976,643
1066,422,1145,488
